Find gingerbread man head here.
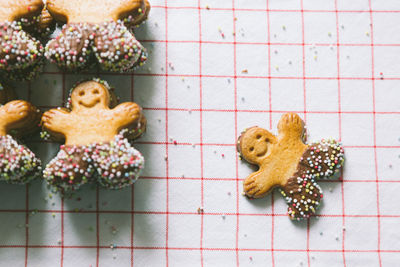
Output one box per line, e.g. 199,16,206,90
0,0,52,81
41,79,146,192
45,0,151,72
0,84,42,184
238,113,344,220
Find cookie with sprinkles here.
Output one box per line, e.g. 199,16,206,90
237,113,344,220
0,85,42,184
41,79,146,192
0,0,47,81
45,0,150,72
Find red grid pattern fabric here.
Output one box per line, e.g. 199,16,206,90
0,0,399,266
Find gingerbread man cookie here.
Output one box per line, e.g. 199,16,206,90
237,113,344,220
41,79,146,192
0,84,42,184
0,0,51,81
45,0,150,72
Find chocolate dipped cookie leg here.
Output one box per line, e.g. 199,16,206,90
45,0,150,72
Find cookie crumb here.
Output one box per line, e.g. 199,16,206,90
241,69,248,74
197,207,204,214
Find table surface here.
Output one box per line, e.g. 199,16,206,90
0,0,399,266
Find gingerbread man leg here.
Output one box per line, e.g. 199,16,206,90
281,140,344,219
0,22,43,81
45,24,94,71
94,21,147,72
0,135,41,184
92,133,144,189
43,145,95,192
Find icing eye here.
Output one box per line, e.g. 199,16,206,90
256,134,261,139
93,89,99,94
79,91,85,96
249,147,254,152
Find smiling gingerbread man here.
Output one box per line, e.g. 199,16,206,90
0,85,42,184
42,79,146,192
237,113,344,220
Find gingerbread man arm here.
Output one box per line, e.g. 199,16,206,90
116,0,151,26
42,108,71,138
46,0,70,23
243,168,279,198
277,113,305,141
110,102,143,130
0,100,33,128
0,0,43,21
